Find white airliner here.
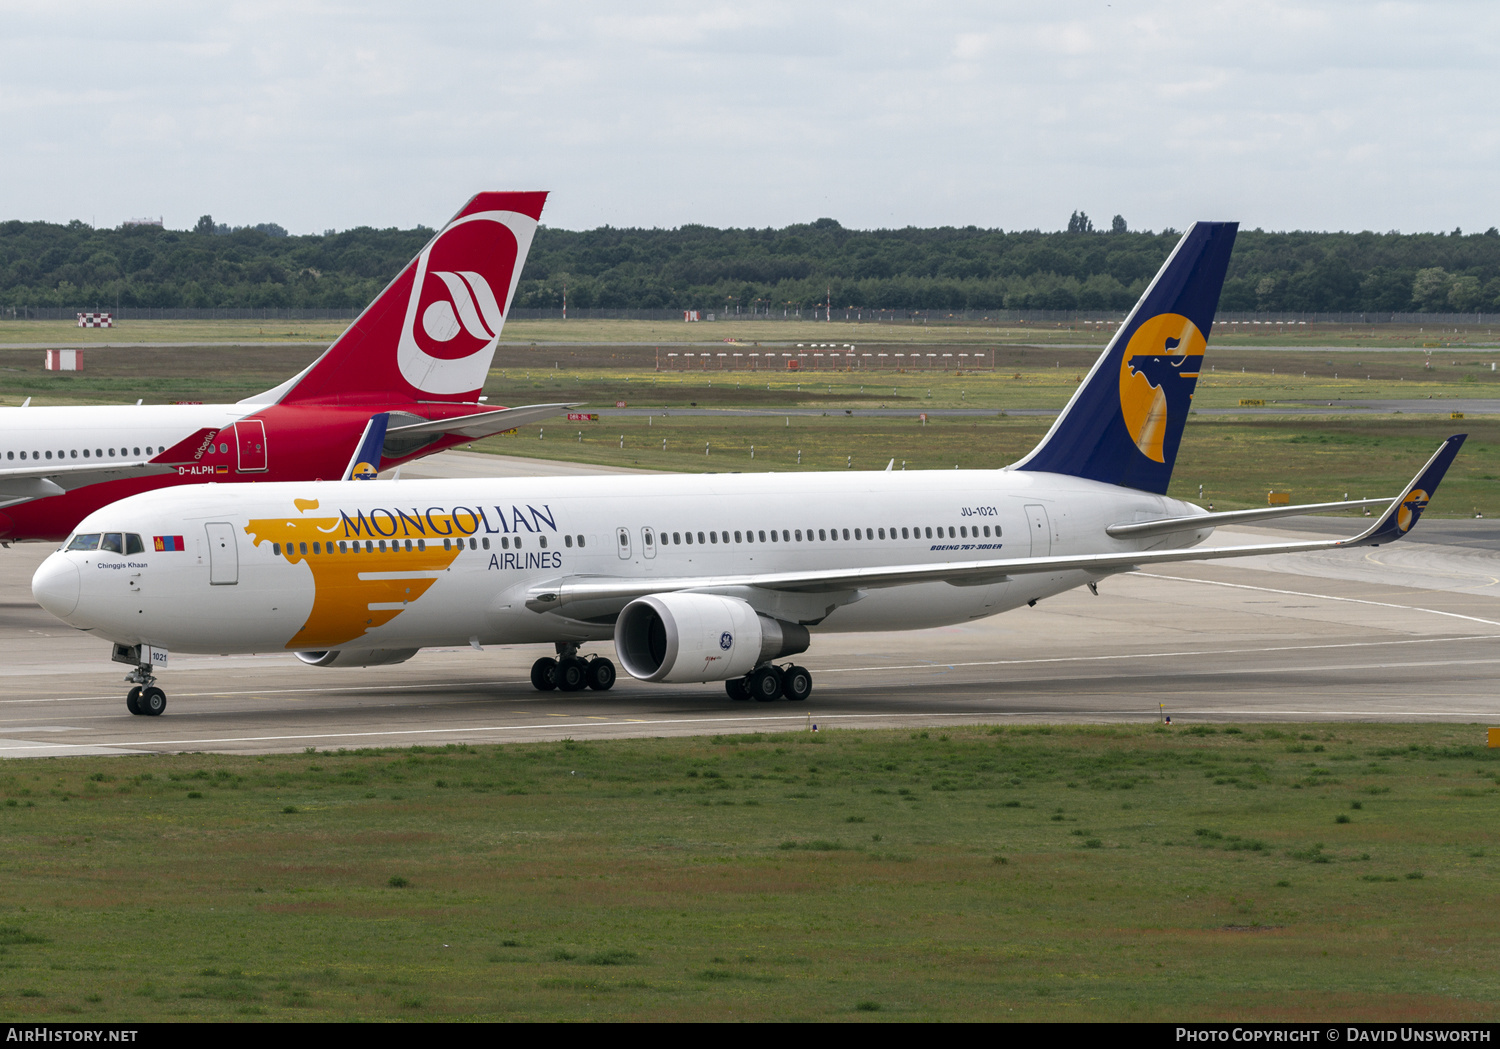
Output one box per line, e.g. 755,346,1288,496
31,222,1465,716
0,191,570,543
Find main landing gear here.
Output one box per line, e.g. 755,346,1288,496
725,664,812,703
531,643,616,692
124,668,166,717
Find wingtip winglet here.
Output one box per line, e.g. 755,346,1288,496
1341,434,1466,547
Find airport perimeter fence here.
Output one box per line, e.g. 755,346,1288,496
4,306,1498,326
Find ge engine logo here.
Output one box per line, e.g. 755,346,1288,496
720,632,733,650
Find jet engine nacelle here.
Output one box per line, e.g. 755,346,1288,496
614,593,809,683
295,648,420,668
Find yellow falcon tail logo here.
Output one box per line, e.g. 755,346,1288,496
1117,313,1207,463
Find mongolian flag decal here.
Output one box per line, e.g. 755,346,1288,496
153,535,185,552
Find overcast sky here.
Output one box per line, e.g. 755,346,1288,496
3,1,1497,235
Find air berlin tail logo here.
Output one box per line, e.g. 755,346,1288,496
397,209,538,395
422,271,504,344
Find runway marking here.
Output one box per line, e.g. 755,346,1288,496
6,705,1500,755
1,632,1496,710
817,633,1500,675
1145,573,1500,628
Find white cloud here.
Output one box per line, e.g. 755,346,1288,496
0,1,1496,234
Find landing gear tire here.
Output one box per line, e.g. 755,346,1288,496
749,665,783,702
556,657,589,692
530,657,558,691
586,658,616,691
140,686,167,717
781,665,812,702
725,677,751,701
126,686,143,716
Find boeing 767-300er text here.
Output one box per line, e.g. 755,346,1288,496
32,221,1466,715
0,191,570,543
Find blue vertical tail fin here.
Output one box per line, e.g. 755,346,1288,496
344,413,390,480
1010,221,1238,494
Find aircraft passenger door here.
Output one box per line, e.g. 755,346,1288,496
205,522,239,585
616,526,632,560
641,527,657,559
1024,505,1051,559
233,419,268,473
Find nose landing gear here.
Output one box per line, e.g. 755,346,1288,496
124,670,166,717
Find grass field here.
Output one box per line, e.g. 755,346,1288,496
470,415,1498,516
0,339,1493,515
3,316,1500,349
0,724,1494,1021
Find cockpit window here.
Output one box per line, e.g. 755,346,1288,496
101,533,124,554
125,534,144,555
66,533,101,551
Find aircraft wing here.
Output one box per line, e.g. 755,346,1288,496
526,435,1465,616
385,403,582,441
0,427,225,508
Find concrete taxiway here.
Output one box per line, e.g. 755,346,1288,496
1,452,1495,758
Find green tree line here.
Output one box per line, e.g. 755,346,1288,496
4,212,1500,314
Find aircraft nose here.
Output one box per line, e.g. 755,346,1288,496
32,555,81,619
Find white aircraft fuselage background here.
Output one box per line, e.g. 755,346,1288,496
33,470,1207,656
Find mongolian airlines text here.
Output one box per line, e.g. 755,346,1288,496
336,502,563,571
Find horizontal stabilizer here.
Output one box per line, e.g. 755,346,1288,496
1106,497,1390,540
384,403,581,441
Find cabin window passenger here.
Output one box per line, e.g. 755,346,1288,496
273,543,281,556
842,528,850,540
366,541,374,551
514,537,522,549
577,535,584,548
96,449,102,457
794,530,802,541
565,535,573,547
501,536,509,549
483,538,491,550
299,542,308,555
82,449,89,458
416,540,424,552
45,451,52,460
338,541,347,553
70,450,77,458
708,532,717,544
684,532,692,544
67,534,100,551
312,542,321,554
133,448,140,456
818,529,826,541
536,536,544,548
443,538,451,550
853,528,861,540
378,540,386,552
697,532,705,544
759,530,766,542
470,538,478,550
950,526,957,538
925,527,932,538
734,531,742,543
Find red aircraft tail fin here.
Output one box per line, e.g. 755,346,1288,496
251,191,547,407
